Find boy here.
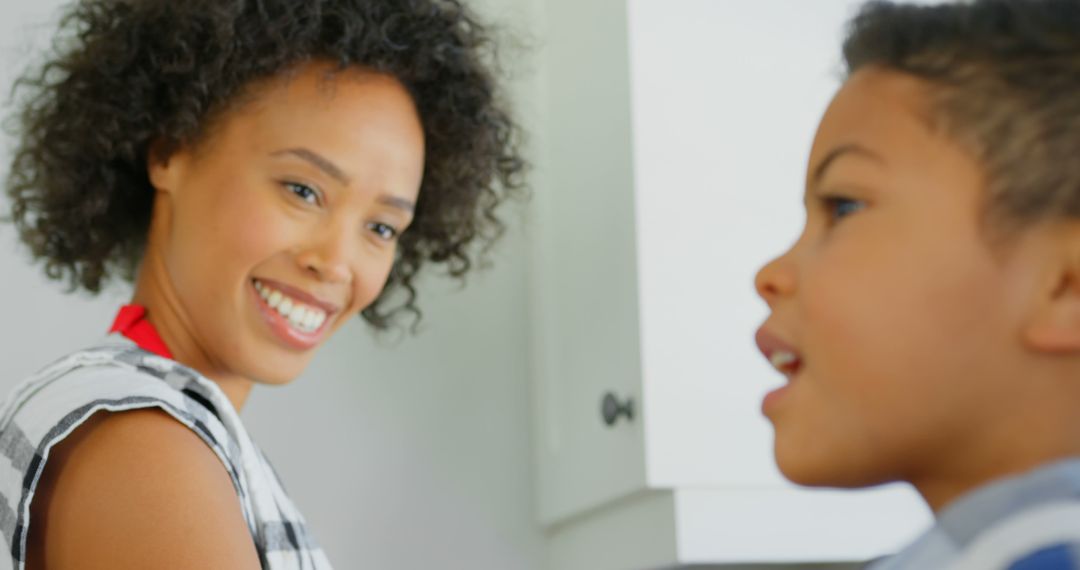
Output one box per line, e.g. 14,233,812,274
754,0,1080,568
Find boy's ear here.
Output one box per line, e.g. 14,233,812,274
1023,225,1080,354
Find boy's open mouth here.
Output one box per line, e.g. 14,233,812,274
769,350,803,377
755,326,804,379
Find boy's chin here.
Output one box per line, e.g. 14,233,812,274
775,443,893,489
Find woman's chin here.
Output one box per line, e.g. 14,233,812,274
239,348,314,386
250,366,305,386
238,308,331,384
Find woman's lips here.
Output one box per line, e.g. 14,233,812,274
250,279,333,351
256,277,343,314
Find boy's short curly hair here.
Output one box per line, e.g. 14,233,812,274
843,0,1080,235
5,0,526,330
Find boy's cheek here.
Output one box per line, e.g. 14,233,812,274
774,383,927,488
770,383,888,486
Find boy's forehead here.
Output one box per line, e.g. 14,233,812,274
806,67,942,183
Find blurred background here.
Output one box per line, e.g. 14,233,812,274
0,1,940,569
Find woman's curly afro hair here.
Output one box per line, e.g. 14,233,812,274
5,0,526,330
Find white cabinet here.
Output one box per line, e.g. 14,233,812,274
529,1,932,568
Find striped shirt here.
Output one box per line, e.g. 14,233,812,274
0,334,333,569
869,459,1080,570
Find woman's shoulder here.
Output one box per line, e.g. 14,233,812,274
24,407,261,569
2,339,235,445
0,339,247,498
0,341,258,569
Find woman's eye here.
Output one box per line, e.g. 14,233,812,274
368,222,399,242
822,196,865,223
285,182,320,206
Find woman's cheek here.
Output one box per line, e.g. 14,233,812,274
337,259,392,326
230,201,297,263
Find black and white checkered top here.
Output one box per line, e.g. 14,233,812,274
0,335,333,569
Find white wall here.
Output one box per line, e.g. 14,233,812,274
0,1,546,569
0,0,131,388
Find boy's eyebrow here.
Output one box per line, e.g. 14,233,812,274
812,144,884,185
271,147,350,185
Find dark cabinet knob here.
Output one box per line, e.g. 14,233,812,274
601,392,634,427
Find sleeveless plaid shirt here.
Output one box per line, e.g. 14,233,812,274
0,335,333,569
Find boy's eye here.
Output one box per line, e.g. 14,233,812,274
822,196,865,223
285,182,320,206
368,222,399,242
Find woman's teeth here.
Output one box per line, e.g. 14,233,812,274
253,279,328,334
770,350,800,374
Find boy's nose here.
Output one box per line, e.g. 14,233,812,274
754,252,796,307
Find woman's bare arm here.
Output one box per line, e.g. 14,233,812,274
26,408,261,569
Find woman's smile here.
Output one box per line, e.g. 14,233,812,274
251,278,340,350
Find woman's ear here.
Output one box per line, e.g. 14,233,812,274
1023,224,1080,354
146,138,182,195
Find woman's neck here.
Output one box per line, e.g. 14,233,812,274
131,245,254,412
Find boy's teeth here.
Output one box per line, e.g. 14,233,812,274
254,279,329,333
770,351,799,372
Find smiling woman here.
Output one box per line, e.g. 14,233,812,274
0,1,524,569
139,66,428,403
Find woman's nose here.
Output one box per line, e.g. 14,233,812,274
296,230,353,285
754,249,797,308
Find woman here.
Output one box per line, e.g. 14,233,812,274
0,0,524,568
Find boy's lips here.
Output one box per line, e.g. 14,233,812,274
756,326,803,417
755,326,803,377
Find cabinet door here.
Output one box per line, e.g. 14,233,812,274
530,0,649,525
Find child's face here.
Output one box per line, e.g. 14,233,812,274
754,67,1043,490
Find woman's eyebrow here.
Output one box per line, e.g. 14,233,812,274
379,195,415,214
272,147,350,185
273,147,414,212
812,143,884,186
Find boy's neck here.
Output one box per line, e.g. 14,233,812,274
912,397,1080,513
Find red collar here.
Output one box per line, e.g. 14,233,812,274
109,304,174,359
